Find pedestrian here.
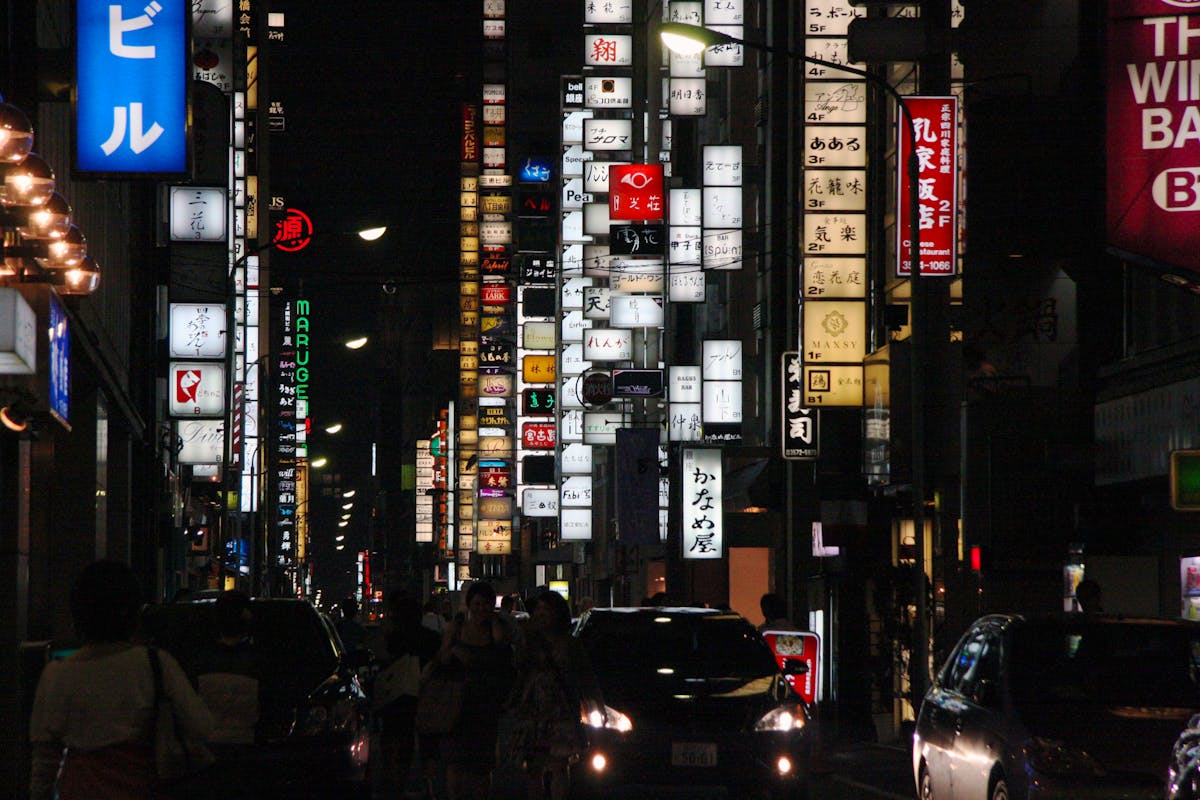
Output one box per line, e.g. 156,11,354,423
758,592,801,632
375,593,442,799
29,560,214,800
422,597,448,635
192,590,261,799
1075,578,1103,614
428,580,514,800
335,596,367,654
508,589,601,800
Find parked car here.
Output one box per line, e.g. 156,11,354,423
1168,714,1200,799
913,613,1200,800
141,597,371,796
572,607,812,799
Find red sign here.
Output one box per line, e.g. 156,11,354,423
273,208,314,252
479,466,511,490
522,422,556,450
1107,4,1200,272
897,96,957,277
761,629,820,706
480,284,512,304
609,164,665,222
462,104,478,162
482,254,510,274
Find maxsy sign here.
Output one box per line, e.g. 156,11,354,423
76,0,188,174
1108,2,1200,271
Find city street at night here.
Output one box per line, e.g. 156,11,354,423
4,1,1200,799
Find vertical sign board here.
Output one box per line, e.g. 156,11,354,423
1107,2,1200,272
681,448,723,559
781,352,818,459
897,96,958,277
76,0,188,174
48,292,70,429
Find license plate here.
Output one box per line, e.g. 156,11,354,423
671,742,717,767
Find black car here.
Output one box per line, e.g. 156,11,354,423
572,607,812,800
140,597,371,796
914,613,1200,800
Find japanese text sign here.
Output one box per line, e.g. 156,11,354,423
897,96,958,277
761,630,820,705
682,448,723,559
609,165,665,222
77,0,188,174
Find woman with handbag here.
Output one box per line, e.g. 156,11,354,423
419,580,513,800
29,561,214,800
507,589,601,800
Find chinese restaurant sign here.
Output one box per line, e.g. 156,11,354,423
1107,2,1200,272
897,96,958,277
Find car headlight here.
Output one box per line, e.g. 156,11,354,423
754,705,808,732
581,703,633,733
295,696,359,736
1026,736,1104,778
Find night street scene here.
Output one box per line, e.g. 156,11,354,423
5,0,1200,798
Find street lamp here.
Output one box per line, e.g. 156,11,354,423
659,22,932,700
344,336,368,351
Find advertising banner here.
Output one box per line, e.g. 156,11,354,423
897,96,958,276
1107,2,1200,271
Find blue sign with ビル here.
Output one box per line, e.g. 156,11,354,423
76,0,188,174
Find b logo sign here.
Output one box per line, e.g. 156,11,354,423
1154,167,1200,211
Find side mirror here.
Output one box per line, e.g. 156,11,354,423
345,648,373,670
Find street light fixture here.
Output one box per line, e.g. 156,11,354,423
344,336,368,350
310,456,328,469
659,22,932,699
324,422,344,434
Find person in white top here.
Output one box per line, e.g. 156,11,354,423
29,561,213,800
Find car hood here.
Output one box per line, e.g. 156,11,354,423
599,673,783,733
1021,703,1194,775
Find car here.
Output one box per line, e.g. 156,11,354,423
572,606,813,799
913,613,1200,800
140,597,372,796
1168,714,1200,799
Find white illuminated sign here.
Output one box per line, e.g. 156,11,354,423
169,187,227,241
169,304,226,358
583,328,633,361
560,508,592,540
609,294,664,327
169,362,226,417
682,448,723,559
702,340,742,380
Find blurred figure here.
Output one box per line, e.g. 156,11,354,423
575,596,594,617
422,597,447,635
29,560,213,800
335,597,367,654
429,581,513,800
758,592,801,632
1075,578,1103,614
194,590,261,799
509,589,602,800
375,593,442,799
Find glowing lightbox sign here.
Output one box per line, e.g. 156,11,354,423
522,488,559,517
670,189,702,225
560,508,592,540
682,448,723,559
703,147,743,186
169,187,227,241
703,340,743,380
583,328,633,361
77,0,188,174
169,304,226,358
610,295,664,327
583,119,633,152
585,34,633,66
561,475,593,507
169,362,226,417
585,77,633,108
584,0,632,22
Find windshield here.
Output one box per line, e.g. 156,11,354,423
579,612,779,680
1009,620,1200,709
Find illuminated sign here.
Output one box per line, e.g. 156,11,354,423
682,449,723,559
48,293,70,428
609,165,665,222
169,304,226,358
168,362,226,417
273,208,315,252
522,388,556,415
897,96,958,277
77,0,188,173
522,422,556,450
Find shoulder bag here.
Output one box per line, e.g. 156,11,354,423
148,646,216,782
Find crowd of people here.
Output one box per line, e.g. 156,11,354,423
28,561,805,800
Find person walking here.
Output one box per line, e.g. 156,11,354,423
757,592,801,632
508,589,601,800
427,581,513,800
375,593,442,799
29,560,214,800
192,590,261,799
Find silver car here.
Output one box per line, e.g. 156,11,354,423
913,613,1200,800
